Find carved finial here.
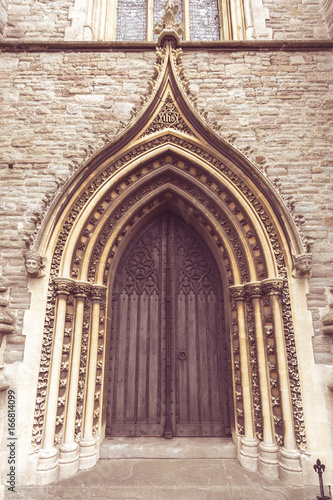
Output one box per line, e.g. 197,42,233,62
292,253,312,279
153,0,184,45
23,251,45,279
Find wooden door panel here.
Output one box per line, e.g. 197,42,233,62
107,218,164,437
172,218,228,437
107,212,230,438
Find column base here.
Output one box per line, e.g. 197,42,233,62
79,437,98,470
258,442,279,478
36,448,59,485
279,448,303,485
240,437,259,472
58,442,79,479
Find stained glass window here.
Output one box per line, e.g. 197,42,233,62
113,0,245,42
116,0,147,41
190,0,220,41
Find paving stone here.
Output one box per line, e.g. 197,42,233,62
9,459,320,500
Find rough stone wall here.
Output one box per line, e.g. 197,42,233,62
263,0,330,39
2,0,331,40
5,0,75,40
322,0,333,35
0,50,155,362
182,48,333,363
0,0,7,40
0,48,332,365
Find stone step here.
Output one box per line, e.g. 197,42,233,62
99,436,237,459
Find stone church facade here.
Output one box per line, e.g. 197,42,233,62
0,0,332,494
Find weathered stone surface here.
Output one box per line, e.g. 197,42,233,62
0,0,330,41
10,457,320,499
0,47,332,364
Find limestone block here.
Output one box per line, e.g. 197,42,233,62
11,135,35,148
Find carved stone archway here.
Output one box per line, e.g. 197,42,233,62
29,31,309,486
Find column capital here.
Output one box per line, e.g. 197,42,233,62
90,284,107,301
229,285,246,301
245,281,262,299
261,278,284,296
53,277,75,296
73,281,93,298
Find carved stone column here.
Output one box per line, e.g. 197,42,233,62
38,278,74,484
79,285,106,470
245,282,279,478
262,278,302,485
230,285,259,471
0,283,14,391
59,282,92,478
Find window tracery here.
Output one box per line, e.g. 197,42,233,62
66,0,271,43
85,0,250,41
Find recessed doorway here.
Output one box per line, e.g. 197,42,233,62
106,212,231,438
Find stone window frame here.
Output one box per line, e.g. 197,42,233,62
65,0,272,41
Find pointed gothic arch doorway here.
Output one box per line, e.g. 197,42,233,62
106,211,231,439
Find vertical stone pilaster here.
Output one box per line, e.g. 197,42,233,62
230,285,259,472
245,282,279,478
262,278,302,485
79,285,106,470
37,278,75,485
59,282,92,479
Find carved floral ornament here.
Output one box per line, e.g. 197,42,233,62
32,31,308,458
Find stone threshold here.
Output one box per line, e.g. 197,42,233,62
0,39,333,52
100,436,237,460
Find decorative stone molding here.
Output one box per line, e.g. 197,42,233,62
153,0,184,45
91,285,107,301
262,278,284,296
229,285,246,301
0,283,14,391
328,370,333,391
0,285,15,336
23,250,46,279
245,282,262,298
54,277,75,296
292,253,312,279
142,95,194,137
322,290,333,336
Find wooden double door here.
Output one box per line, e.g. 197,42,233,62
106,212,230,438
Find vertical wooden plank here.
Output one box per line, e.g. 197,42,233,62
176,290,187,423
188,290,199,422
164,215,173,438
208,291,222,421
115,291,128,422
149,290,159,422
107,297,117,432
198,290,209,422
137,291,149,422
161,216,167,430
125,291,138,422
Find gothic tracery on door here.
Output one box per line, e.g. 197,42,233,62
106,212,231,438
